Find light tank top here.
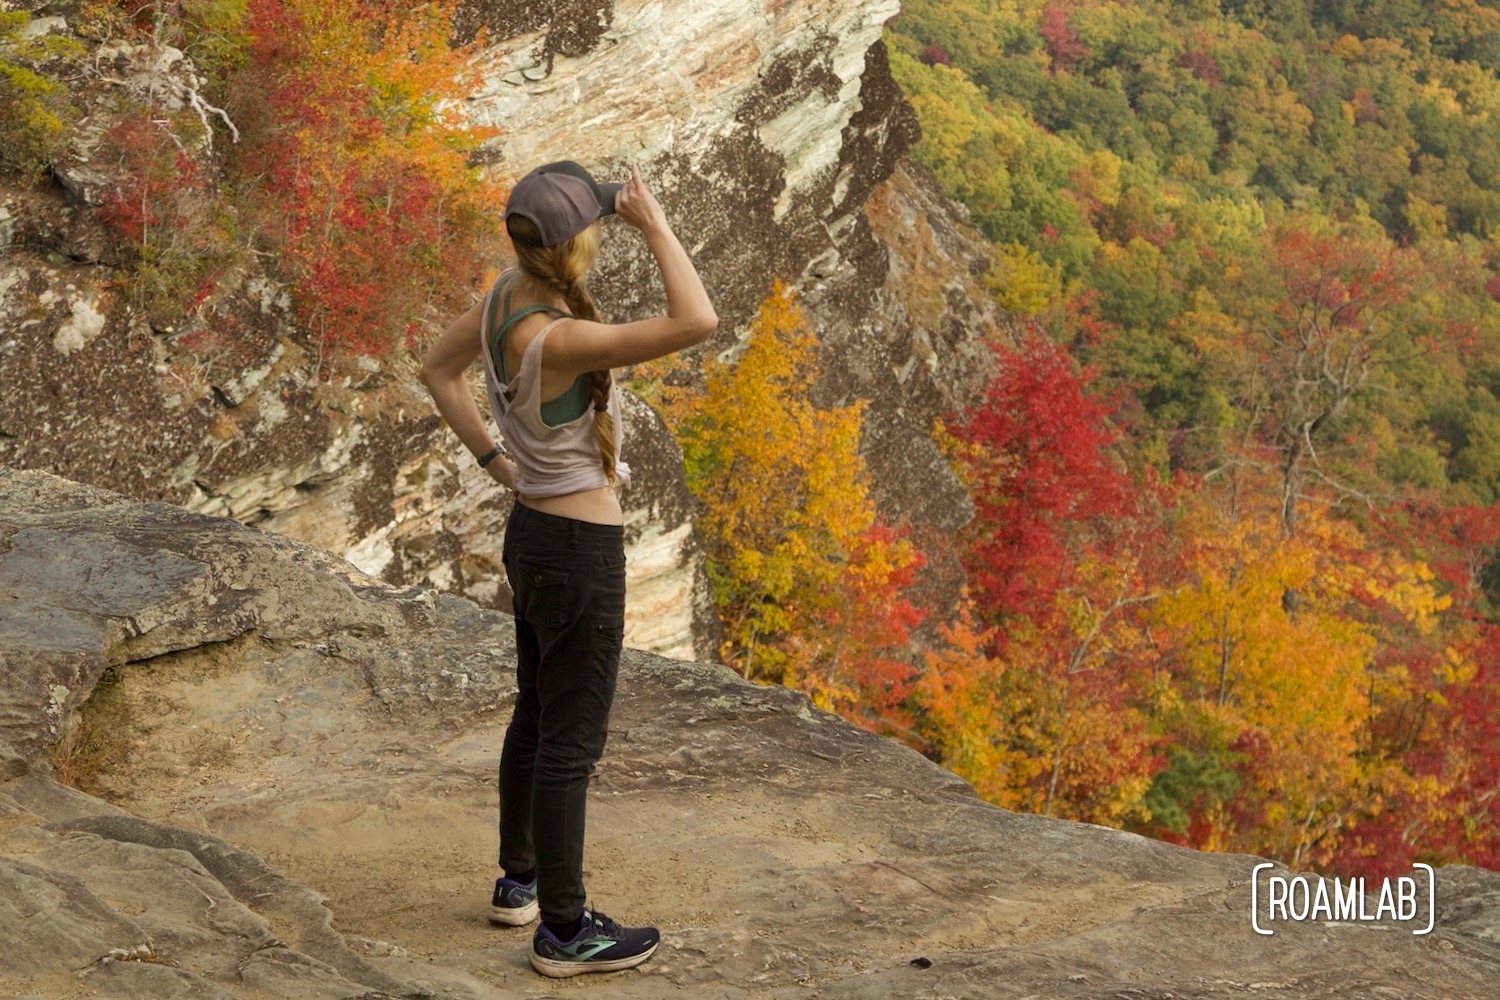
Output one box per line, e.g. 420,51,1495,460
478,270,632,499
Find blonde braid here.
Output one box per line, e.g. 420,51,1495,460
553,275,619,487
510,219,618,485
587,371,619,486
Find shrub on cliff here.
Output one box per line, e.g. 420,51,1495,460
79,0,505,360
0,12,82,183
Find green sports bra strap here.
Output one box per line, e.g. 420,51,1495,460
490,272,569,382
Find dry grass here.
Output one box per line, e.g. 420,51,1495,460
49,665,140,796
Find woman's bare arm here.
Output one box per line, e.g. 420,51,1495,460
419,299,520,490
547,166,718,375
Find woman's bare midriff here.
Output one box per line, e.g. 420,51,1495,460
519,485,623,526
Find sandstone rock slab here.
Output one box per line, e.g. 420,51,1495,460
2,468,1497,1000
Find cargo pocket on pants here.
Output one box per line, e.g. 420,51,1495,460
594,620,624,651
520,566,572,630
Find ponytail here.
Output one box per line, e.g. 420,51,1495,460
553,272,618,488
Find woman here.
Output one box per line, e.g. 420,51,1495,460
419,161,717,977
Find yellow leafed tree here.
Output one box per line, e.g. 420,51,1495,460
675,283,921,706
1147,487,1380,866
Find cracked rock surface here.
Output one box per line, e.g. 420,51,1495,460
2,467,1498,999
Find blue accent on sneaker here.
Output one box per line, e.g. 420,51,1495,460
530,908,660,978
489,876,539,927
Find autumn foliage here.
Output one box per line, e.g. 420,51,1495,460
922,330,1499,875
225,0,504,355
94,112,236,324
949,337,1136,632
928,337,1165,825
79,0,504,357
657,262,1499,879
883,0,1500,880
667,284,925,737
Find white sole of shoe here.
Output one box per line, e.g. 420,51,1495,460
529,940,659,978
488,899,540,926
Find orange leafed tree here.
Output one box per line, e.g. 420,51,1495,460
1139,465,1467,872
913,593,1046,807
1144,483,1376,865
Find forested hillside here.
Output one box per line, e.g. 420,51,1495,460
877,0,1500,877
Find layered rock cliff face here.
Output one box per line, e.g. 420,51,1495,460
3,469,1499,1000
0,0,1004,658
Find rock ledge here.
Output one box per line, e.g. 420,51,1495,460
2,467,1497,999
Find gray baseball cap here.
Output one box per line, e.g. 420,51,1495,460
505,161,621,248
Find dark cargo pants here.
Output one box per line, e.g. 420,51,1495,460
499,502,626,925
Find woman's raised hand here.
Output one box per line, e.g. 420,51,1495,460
615,165,668,236
545,162,716,373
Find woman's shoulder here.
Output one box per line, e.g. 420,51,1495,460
509,313,574,375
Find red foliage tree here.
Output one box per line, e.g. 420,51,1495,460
1176,49,1222,86
937,336,1168,826
96,116,205,246
1039,3,1089,74
919,43,953,68
950,336,1138,637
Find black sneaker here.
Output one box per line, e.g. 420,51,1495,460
530,908,660,977
489,876,539,926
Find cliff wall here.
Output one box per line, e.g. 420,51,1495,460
0,0,1005,657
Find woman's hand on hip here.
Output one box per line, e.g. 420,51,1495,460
487,456,520,492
